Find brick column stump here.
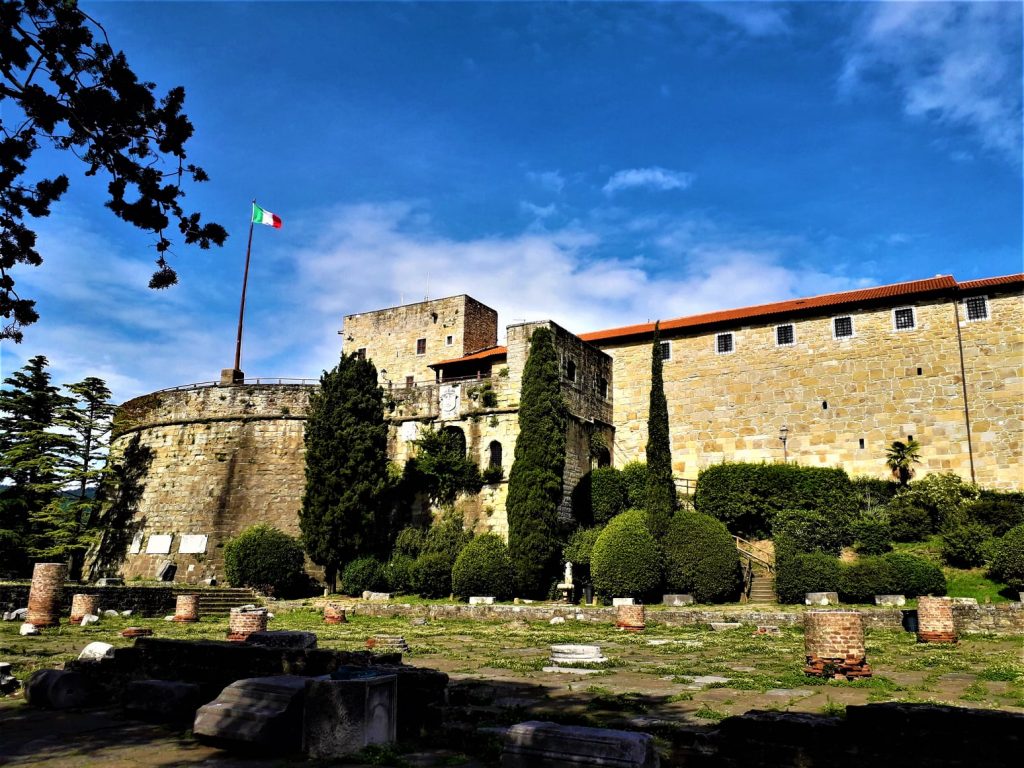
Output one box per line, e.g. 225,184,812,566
615,604,646,632
917,596,957,643
803,610,871,679
69,594,100,625
173,594,200,623
324,603,347,625
26,563,67,628
227,607,268,641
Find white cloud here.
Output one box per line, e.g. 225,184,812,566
841,2,1022,163
602,167,696,195
519,201,558,219
526,170,566,193
701,2,792,37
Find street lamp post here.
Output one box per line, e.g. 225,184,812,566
779,425,789,463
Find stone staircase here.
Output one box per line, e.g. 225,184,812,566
748,573,776,604
174,587,262,615
733,535,777,604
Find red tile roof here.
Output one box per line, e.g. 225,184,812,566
431,346,508,368
958,273,1024,291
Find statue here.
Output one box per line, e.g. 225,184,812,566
563,562,573,586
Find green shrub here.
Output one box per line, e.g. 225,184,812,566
852,515,892,555
988,524,1024,591
663,512,741,603
411,552,454,598
772,508,846,555
940,521,992,568
886,495,933,542
591,468,628,524
966,499,1024,536
694,462,857,539
224,524,306,597
840,557,894,603
621,462,649,510
882,552,946,597
591,509,662,598
422,509,473,563
774,547,842,604
393,526,426,558
385,554,416,594
901,472,980,529
341,556,387,596
564,526,603,568
851,476,900,510
452,534,514,600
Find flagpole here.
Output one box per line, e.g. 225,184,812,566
233,200,257,374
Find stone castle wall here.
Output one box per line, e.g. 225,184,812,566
109,384,315,582
597,288,1023,488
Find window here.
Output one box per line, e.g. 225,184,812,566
445,335,454,346
775,324,795,346
859,438,865,449
564,358,577,382
356,347,366,361
715,332,734,354
833,316,854,338
965,295,988,321
659,341,671,361
893,307,916,331
405,376,414,388
488,441,502,468
416,338,426,355
599,377,608,399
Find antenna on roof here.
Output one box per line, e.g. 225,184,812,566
424,272,430,303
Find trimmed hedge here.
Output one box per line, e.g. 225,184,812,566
621,462,649,510
774,548,843,604
887,495,933,542
385,554,416,594
772,508,846,555
591,509,662,598
840,556,894,603
989,523,1024,591
694,462,857,539
852,516,892,555
452,534,514,600
939,521,992,568
411,552,454,598
341,556,387,596
663,512,741,603
564,526,603,568
571,468,627,526
882,553,946,597
851,476,900,509
224,524,306,597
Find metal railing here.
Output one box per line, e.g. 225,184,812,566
733,535,775,573
154,377,319,393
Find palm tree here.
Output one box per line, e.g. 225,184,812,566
886,439,922,486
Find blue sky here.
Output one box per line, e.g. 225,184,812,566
3,1,1022,401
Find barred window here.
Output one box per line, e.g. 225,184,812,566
776,324,794,346
833,316,853,338
416,338,426,355
716,332,734,354
894,307,915,331
659,341,671,361
965,296,988,321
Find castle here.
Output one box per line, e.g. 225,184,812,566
108,272,1023,582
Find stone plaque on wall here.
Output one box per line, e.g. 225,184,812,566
178,534,208,554
145,534,173,555
129,532,143,554
438,384,461,420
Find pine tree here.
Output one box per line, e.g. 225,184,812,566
0,355,74,575
506,326,567,597
300,353,391,589
645,322,676,536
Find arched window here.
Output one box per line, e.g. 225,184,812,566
441,425,467,457
488,440,502,468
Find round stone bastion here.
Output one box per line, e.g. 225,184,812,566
102,382,317,584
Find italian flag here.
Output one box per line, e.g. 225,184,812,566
252,202,282,229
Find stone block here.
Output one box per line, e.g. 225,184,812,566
103,609,120,618
324,603,347,624
549,617,565,625
709,622,742,631
19,622,39,635
80,614,99,626
146,535,173,555
24,669,91,709
550,644,607,665
611,598,636,606
542,666,604,675
78,642,115,662
123,679,201,722
4,607,27,621
662,594,694,606
302,671,397,759
245,630,317,650
366,635,408,653
193,675,309,752
875,595,906,607
362,591,393,602
805,592,839,606
94,577,124,587
501,720,659,767
469,596,496,605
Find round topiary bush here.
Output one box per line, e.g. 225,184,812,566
223,524,306,597
882,552,946,597
385,554,416,595
840,556,895,603
989,523,1024,591
852,516,893,555
564,526,603,568
939,521,992,568
774,549,842,604
663,512,741,603
340,556,387,596
590,509,662,598
887,496,933,542
452,534,514,600
411,552,454,598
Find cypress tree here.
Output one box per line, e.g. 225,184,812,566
506,326,567,597
645,322,676,536
300,353,391,589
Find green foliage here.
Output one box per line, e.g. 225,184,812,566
404,427,483,506
621,462,649,510
663,512,741,603
393,526,426,558
840,556,894,603
0,1,226,341
341,557,387,596
966,499,1024,536
882,552,947,597
590,509,662,598
224,525,306,597
422,508,473,563
886,495,933,542
481,465,504,484
772,508,846,555
88,434,153,580
506,327,567,596
564,526,603,568
852,514,893,555
988,524,1024,591
900,472,980,530
300,353,392,585
645,323,675,537
410,552,454,598
774,545,843,603
939,521,993,568
885,439,922,485
385,554,416,594
572,468,627,526
452,534,514,600
851,476,900,510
